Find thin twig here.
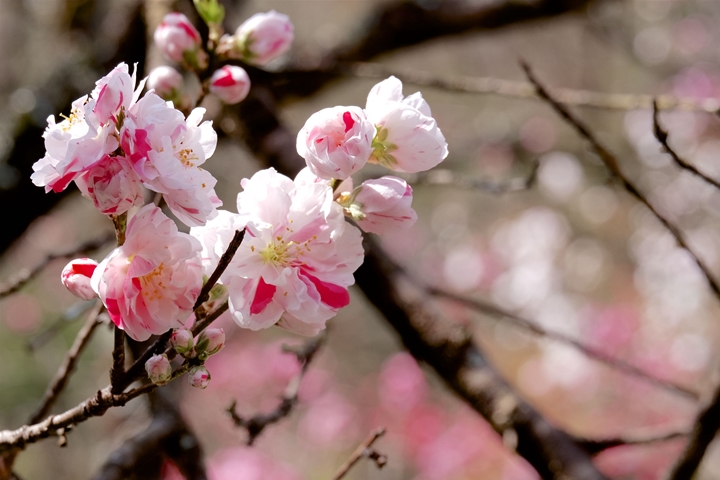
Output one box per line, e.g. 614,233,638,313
652,100,720,191
409,160,539,194
28,301,104,424
0,233,114,299
331,61,720,113
226,334,325,445
578,430,688,455
193,229,244,311
429,288,700,401
110,328,125,394
521,62,720,311
331,428,387,480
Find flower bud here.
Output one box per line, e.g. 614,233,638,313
296,106,375,180
195,328,225,359
154,13,208,69
209,66,250,104
341,176,417,235
187,365,211,389
61,258,98,300
234,11,294,66
147,66,183,100
145,354,173,385
170,328,195,356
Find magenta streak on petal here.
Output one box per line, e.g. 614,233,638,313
213,70,236,87
250,278,277,315
105,298,123,327
179,22,200,42
72,263,97,278
342,111,355,133
300,272,349,309
52,170,78,193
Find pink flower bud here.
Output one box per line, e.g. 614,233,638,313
195,328,225,359
209,66,250,104
296,106,375,180
235,11,294,66
344,176,417,235
170,329,194,356
187,365,211,389
154,13,208,69
145,354,172,385
147,66,183,100
61,258,98,300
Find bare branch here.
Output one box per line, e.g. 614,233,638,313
28,301,104,424
652,100,720,190
110,328,126,395
227,334,325,445
193,229,245,311
578,430,688,455
329,62,720,113
0,233,114,300
429,288,700,400
521,62,720,313
409,160,539,194
331,428,387,480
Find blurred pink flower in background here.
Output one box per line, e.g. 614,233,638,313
208,448,302,480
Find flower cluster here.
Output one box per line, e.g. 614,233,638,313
150,10,293,107
41,7,446,383
31,63,222,226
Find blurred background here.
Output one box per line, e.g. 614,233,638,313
3,0,720,478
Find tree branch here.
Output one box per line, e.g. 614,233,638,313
428,287,699,400
110,328,126,395
522,61,720,310
330,428,387,480
28,301,104,424
226,334,324,445
652,100,720,190
193,229,244,311
409,160,539,195
577,430,688,455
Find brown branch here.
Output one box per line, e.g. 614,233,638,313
28,301,104,425
226,334,325,445
409,160,539,194
521,61,720,480
0,233,114,300
193,229,244,311
325,62,720,113
667,387,720,479
0,384,156,454
521,62,720,310
331,428,387,480
652,100,720,191
577,430,688,455
110,328,126,395
429,288,700,400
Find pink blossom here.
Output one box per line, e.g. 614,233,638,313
365,76,448,172
91,205,204,341
196,328,225,358
170,328,194,355
234,11,294,66
154,13,208,69
190,168,365,335
121,93,222,226
188,365,211,388
208,448,301,480
61,258,98,301
146,354,172,385
296,106,374,180
147,66,184,100
209,66,251,105
31,63,144,193
341,176,417,235
74,155,143,215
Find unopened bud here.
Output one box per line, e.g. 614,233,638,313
147,66,183,101
209,65,250,104
61,258,98,300
234,11,294,66
145,354,172,385
170,329,195,356
187,365,211,389
154,13,208,69
195,328,224,359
